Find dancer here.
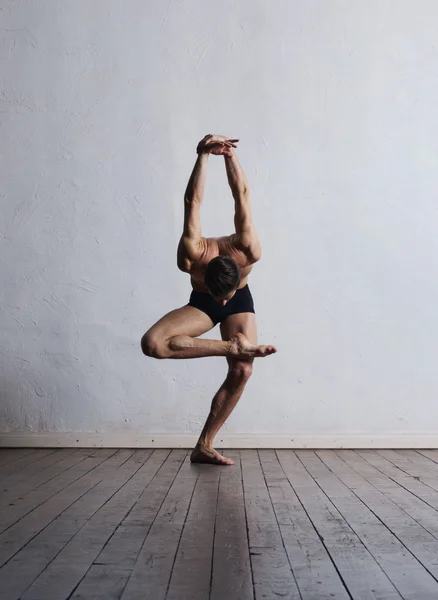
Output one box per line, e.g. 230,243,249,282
141,134,277,465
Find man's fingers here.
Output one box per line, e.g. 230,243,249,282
198,136,238,156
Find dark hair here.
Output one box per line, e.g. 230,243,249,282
204,256,241,298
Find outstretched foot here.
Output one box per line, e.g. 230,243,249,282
190,444,234,466
230,333,277,359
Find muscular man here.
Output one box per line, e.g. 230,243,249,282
141,134,277,465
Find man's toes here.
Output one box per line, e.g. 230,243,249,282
214,451,234,465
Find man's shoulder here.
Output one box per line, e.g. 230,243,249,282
213,235,259,268
179,237,217,273
222,233,257,256
190,235,257,266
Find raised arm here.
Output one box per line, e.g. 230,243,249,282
177,135,241,272
225,151,261,262
177,152,209,272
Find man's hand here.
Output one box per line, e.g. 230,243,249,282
197,134,239,157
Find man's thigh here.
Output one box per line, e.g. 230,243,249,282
146,305,214,341
220,312,257,367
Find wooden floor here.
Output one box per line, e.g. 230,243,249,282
1,450,438,599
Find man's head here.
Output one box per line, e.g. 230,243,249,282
205,256,240,305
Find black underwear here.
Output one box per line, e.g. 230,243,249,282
188,285,255,325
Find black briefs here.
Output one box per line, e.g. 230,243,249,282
188,285,255,326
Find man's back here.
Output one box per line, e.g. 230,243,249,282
179,235,257,293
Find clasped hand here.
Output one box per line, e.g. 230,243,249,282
196,134,239,157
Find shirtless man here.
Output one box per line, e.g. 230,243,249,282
141,134,277,465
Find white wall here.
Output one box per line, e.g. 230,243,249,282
2,1,438,447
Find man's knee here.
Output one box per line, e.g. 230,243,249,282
141,330,168,359
229,360,253,382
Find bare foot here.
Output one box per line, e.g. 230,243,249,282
230,332,277,359
190,445,234,466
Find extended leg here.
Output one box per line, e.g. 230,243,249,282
191,313,257,465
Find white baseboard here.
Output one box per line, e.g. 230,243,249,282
0,432,437,448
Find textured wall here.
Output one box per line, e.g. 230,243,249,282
1,1,438,441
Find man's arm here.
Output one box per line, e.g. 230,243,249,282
225,151,261,262
177,153,209,272
177,135,239,272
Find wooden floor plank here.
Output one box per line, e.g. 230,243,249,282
277,450,403,599
122,450,187,527
335,451,438,539
0,449,119,535
0,450,130,599
357,450,438,510
0,449,35,467
0,449,128,568
120,452,200,600
94,449,172,569
379,449,438,476
259,450,350,600
395,450,438,472
125,523,184,600
19,450,154,600
240,449,300,600
417,450,438,464
166,464,221,600
0,449,57,480
0,449,91,507
0,449,77,491
377,450,438,492
61,450,171,600
210,450,254,600
300,451,438,600
317,451,438,586
71,565,132,600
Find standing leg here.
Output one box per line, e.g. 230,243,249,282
191,313,257,465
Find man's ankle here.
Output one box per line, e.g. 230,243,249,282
196,439,211,450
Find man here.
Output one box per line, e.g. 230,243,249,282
141,134,277,465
